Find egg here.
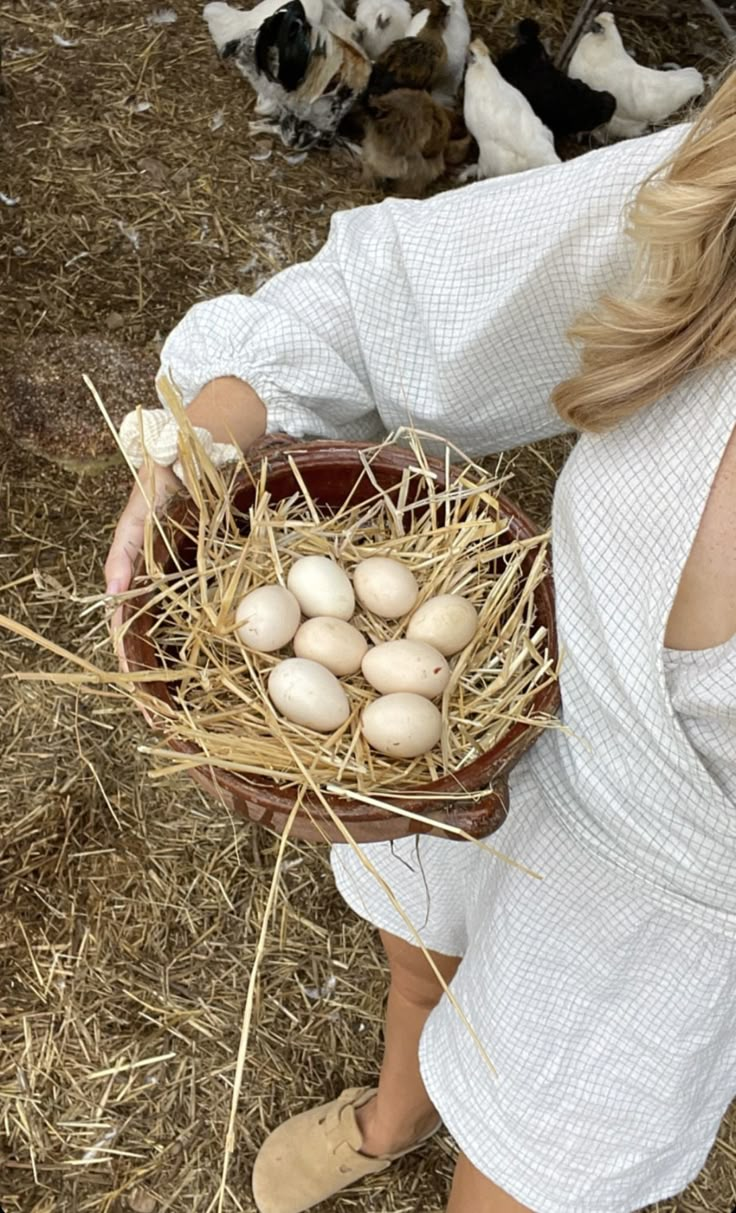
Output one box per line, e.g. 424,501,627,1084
353,557,418,619
268,658,351,732
287,556,355,621
361,693,442,758
235,585,301,652
362,640,449,699
293,617,368,676
406,594,479,656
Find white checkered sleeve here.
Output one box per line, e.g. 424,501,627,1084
159,124,687,455
158,232,384,444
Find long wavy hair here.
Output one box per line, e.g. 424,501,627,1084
552,71,736,432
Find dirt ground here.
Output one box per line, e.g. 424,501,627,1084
1,0,736,1210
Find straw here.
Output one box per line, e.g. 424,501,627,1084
101,406,560,814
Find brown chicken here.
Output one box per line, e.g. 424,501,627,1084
366,0,450,97
411,0,450,51
362,87,452,196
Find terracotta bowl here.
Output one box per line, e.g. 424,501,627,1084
122,437,559,843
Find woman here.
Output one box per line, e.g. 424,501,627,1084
106,73,736,1213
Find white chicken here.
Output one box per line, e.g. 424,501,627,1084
406,0,469,104
462,38,560,180
203,0,369,146
354,0,412,60
205,0,286,45
568,12,704,139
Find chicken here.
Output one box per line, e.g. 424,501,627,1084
568,12,704,139
497,19,615,137
462,38,560,180
204,0,356,48
405,0,469,105
354,0,412,61
367,0,449,98
205,0,370,147
401,0,450,56
362,87,451,195
254,0,314,90
204,0,291,47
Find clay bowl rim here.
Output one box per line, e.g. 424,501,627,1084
121,438,560,817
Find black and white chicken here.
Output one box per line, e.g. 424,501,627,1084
204,0,370,147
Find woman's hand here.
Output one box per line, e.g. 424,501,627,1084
104,375,267,642
105,462,180,616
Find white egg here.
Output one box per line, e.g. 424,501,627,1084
293,617,368,676
353,557,418,619
235,585,301,653
268,658,350,733
406,594,479,656
361,692,442,758
362,640,449,699
287,556,355,620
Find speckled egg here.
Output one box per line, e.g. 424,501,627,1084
362,640,450,699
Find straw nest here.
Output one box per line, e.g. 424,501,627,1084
115,412,557,816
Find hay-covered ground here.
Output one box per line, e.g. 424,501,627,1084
1,0,735,1210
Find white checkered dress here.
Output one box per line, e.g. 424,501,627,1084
161,123,736,1212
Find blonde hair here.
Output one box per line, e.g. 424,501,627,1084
552,71,736,432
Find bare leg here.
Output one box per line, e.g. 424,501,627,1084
356,929,460,1157
446,1149,533,1208
448,1153,535,1212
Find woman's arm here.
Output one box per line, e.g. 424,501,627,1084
104,377,266,597
104,183,574,596
154,189,578,456
155,222,386,446
108,128,678,595
185,375,267,447
104,217,381,598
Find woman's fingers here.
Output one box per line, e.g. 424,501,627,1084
105,465,179,592
106,490,150,648
105,464,180,654
105,505,144,597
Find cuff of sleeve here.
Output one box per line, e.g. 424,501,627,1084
158,359,350,445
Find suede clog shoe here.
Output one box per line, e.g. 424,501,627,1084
252,1086,439,1213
